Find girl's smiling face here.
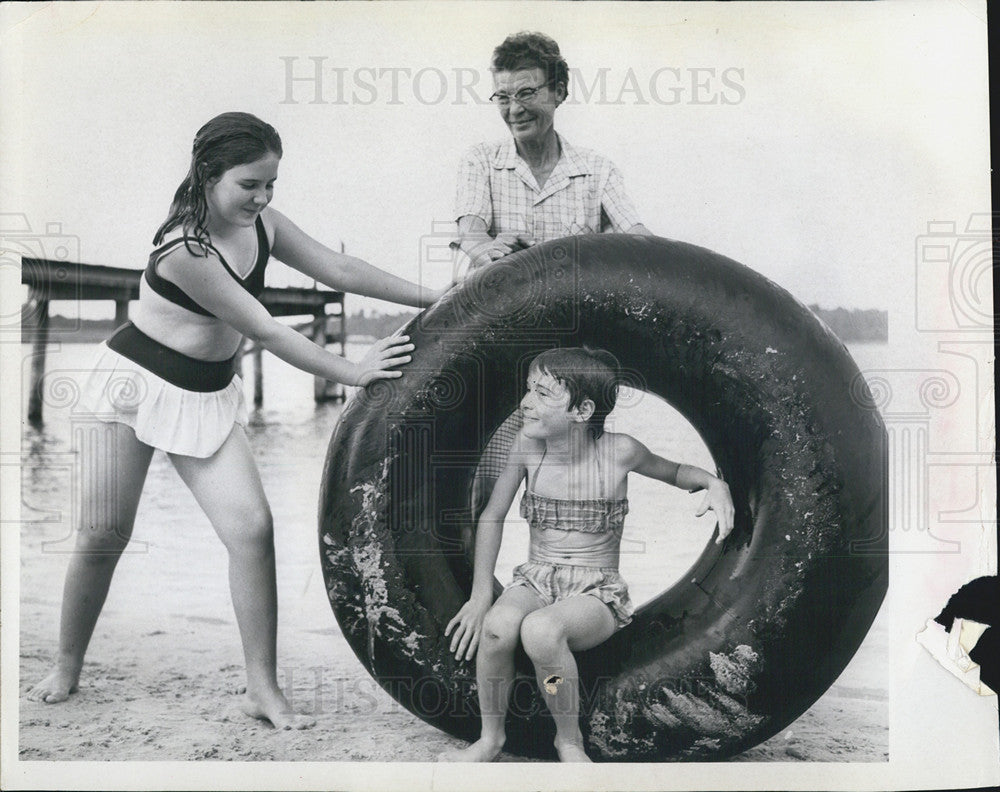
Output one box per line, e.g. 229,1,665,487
520,366,584,440
205,151,280,228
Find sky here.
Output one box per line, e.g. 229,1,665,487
1,1,991,326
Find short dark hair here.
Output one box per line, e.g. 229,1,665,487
491,32,569,94
529,346,621,438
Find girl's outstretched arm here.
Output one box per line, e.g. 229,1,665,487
623,435,735,543
444,443,528,661
162,246,412,386
270,208,448,307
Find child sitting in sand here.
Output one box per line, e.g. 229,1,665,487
438,346,734,761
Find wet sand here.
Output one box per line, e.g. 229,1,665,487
18,425,888,763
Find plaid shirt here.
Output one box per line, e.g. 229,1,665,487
461,137,642,509
455,135,641,241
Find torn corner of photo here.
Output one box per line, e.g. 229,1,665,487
916,617,997,703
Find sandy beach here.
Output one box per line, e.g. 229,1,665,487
18,382,888,764
18,536,888,763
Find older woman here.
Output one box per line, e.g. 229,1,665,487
455,31,652,510
453,31,650,269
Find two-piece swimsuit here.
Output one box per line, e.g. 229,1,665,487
506,448,634,629
78,217,270,458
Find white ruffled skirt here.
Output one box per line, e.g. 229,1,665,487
78,342,248,458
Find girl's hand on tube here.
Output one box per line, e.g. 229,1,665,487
351,334,414,386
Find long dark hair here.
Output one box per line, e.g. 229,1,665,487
153,112,282,255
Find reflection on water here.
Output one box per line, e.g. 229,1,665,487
20,341,889,608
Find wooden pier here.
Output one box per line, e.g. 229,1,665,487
21,257,347,424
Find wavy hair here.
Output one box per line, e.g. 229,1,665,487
491,32,570,96
153,112,282,256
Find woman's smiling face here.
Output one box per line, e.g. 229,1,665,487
492,68,565,146
205,151,280,227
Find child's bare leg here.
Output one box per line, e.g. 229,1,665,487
438,586,542,761
520,595,616,762
28,423,154,704
170,428,313,730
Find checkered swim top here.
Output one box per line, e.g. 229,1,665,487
520,490,629,535
519,446,629,535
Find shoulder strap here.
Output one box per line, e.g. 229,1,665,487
254,214,269,263
144,236,219,317
528,445,547,493
243,214,270,290
149,236,199,264
151,235,224,266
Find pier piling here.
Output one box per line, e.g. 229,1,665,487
26,292,49,426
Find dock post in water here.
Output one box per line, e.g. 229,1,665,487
313,310,346,403
114,300,129,326
26,292,50,425
252,344,264,408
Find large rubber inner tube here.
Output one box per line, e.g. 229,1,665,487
319,235,887,761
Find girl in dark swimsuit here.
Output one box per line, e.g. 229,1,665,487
439,347,734,761
28,112,449,728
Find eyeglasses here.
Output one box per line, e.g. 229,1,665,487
489,83,552,107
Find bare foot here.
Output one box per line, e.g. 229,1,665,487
27,668,79,704
240,688,315,730
437,737,505,762
554,740,592,762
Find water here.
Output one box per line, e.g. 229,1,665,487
19,339,892,610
